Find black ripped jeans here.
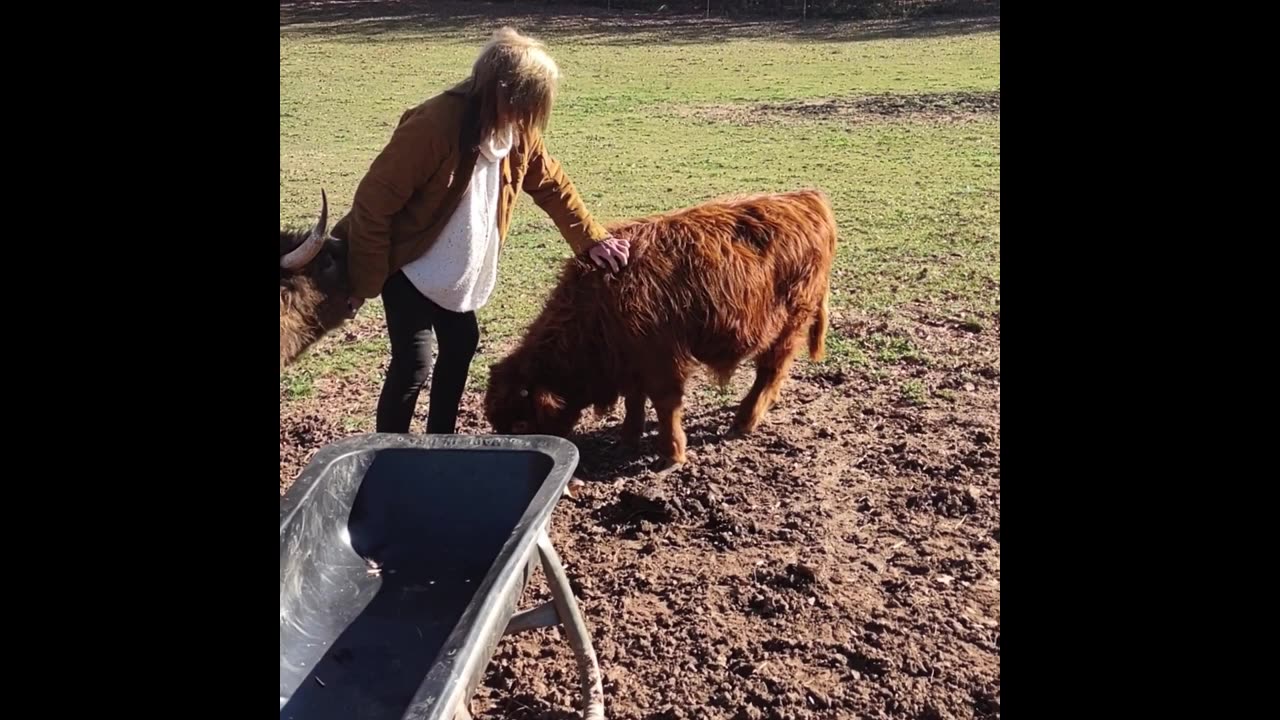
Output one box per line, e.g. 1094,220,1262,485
376,271,480,434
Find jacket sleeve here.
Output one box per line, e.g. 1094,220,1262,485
522,134,609,255
346,111,447,299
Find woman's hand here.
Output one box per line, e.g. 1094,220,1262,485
588,235,630,272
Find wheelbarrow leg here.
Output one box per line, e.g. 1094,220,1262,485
537,531,606,720
503,602,561,636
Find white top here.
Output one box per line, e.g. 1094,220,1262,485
401,126,515,312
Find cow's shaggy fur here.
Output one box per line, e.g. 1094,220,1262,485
484,189,837,466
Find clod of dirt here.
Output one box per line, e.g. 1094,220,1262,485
835,644,893,677
928,485,980,518
780,563,818,589
594,488,681,535
920,702,958,720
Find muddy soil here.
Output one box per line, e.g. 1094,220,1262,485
279,308,1000,718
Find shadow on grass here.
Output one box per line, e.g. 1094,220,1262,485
281,0,1001,45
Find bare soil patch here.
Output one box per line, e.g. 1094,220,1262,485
689,91,1000,127
279,308,1000,718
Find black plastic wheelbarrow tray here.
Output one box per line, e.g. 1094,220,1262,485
280,434,604,720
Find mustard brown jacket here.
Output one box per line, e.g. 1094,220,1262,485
334,83,610,299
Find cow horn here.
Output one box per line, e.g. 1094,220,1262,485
280,190,329,270
314,188,329,236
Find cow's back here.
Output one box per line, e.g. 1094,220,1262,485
570,190,836,365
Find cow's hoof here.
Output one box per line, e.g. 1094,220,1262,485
653,457,685,475
727,423,755,439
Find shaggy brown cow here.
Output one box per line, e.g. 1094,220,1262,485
280,191,351,369
484,189,837,467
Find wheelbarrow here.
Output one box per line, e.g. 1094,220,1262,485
280,434,604,720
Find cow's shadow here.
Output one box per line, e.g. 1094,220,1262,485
568,401,741,482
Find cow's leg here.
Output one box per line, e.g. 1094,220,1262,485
733,330,803,435
620,390,647,448
652,394,687,468
645,368,696,466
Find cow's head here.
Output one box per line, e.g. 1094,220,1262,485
280,191,351,368
281,191,347,294
484,355,581,438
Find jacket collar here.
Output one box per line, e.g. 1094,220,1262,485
445,78,475,97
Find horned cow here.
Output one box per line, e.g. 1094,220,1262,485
280,191,351,369
484,189,838,468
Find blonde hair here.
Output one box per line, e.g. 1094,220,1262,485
468,27,560,142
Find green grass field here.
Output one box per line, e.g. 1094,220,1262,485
281,7,999,403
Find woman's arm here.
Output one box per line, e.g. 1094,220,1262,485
522,134,628,270
347,112,447,299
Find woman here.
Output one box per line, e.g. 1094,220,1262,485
333,28,630,435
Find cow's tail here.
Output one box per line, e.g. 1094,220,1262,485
809,285,829,362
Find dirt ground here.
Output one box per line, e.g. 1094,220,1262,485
685,91,1000,127
279,304,1000,719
